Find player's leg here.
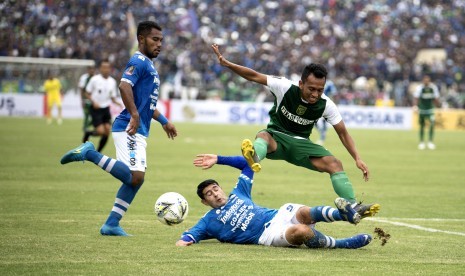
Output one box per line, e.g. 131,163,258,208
56,96,62,125
100,133,147,236
46,95,53,124
427,114,436,149
83,107,101,142
60,137,133,186
296,204,359,225
241,130,277,172
304,227,372,249
97,123,111,152
418,114,426,149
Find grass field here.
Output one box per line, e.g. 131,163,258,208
1,117,464,275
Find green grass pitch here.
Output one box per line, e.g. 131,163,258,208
0,117,464,275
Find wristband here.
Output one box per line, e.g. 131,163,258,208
156,114,168,125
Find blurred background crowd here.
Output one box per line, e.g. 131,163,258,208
1,0,464,108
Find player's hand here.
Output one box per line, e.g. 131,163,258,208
412,105,418,113
176,240,193,247
126,114,140,135
193,154,218,170
162,122,177,140
356,159,370,181
92,102,100,109
211,44,229,67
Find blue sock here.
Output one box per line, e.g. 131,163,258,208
310,206,343,223
105,182,142,227
305,228,336,248
86,150,132,185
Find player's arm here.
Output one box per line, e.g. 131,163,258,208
153,108,177,140
119,81,139,135
211,44,267,86
176,219,210,247
194,154,253,178
333,121,370,181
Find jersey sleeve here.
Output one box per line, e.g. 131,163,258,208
432,84,440,98
179,216,212,244
231,173,253,199
121,56,145,87
322,96,342,126
78,75,87,89
266,75,295,101
413,85,422,98
85,76,94,94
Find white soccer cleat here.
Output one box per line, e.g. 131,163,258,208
427,142,436,150
418,142,425,150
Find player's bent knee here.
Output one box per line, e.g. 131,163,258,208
286,224,313,245
131,172,145,186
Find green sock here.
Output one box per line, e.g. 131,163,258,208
330,172,356,203
429,120,434,142
253,138,268,161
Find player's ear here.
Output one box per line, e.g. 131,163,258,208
137,34,144,44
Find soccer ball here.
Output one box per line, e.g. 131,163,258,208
154,192,189,225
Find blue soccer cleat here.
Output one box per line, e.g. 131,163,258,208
60,141,95,164
100,224,131,237
337,234,372,249
334,197,361,225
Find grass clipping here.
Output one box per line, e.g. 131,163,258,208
374,227,391,246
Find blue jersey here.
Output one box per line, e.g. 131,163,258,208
112,51,160,137
324,80,337,98
181,157,278,245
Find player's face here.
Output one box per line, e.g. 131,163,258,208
140,28,163,59
201,184,228,209
299,74,326,104
99,62,111,78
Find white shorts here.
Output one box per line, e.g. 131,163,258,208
112,132,147,172
258,203,308,247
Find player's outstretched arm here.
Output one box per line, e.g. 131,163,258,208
211,44,267,85
333,121,370,181
193,154,218,170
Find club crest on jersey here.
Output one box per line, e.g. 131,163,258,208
296,105,307,115
125,66,135,76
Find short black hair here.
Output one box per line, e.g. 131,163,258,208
301,63,328,82
197,179,218,199
137,21,162,38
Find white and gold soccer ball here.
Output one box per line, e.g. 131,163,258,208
154,192,189,225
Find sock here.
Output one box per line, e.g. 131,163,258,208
82,130,97,143
310,206,343,223
86,150,132,185
97,135,109,152
105,182,142,227
253,137,268,161
330,172,356,203
305,228,336,248
429,119,434,142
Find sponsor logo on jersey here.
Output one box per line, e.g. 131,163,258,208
125,66,135,76
296,105,307,115
280,106,314,125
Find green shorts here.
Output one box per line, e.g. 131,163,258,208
419,113,435,124
263,129,333,171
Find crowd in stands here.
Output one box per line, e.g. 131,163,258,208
2,0,464,108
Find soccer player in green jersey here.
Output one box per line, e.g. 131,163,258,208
413,75,440,150
211,44,379,217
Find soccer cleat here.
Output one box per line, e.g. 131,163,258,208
418,142,426,150
60,141,95,164
334,198,361,225
352,202,381,219
241,139,261,172
338,234,372,249
100,224,131,236
427,142,436,150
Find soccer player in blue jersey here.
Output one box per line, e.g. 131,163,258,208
60,21,177,236
176,154,373,249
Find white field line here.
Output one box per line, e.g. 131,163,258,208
370,217,465,222
366,217,465,237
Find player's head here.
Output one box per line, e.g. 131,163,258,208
87,65,95,75
98,60,111,78
422,75,431,85
137,21,163,59
299,63,327,104
197,179,228,208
